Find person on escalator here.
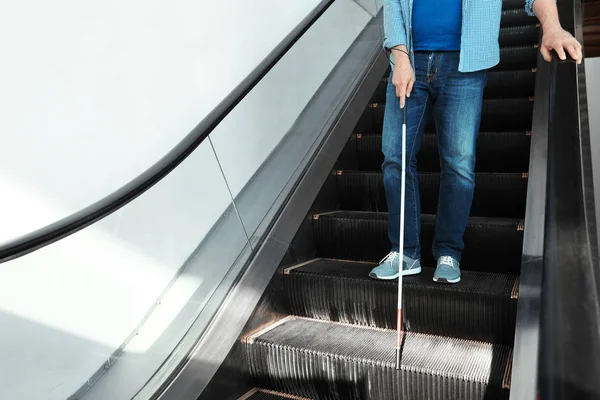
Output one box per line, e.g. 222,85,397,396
369,0,582,283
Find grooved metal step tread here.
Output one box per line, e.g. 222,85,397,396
495,45,538,70
312,211,524,274
246,317,512,400
498,24,539,46
341,132,531,173
284,258,518,344
240,388,311,400
486,69,536,98
335,171,527,218
356,98,534,133
501,8,538,26
502,0,531,10
313,211,522,228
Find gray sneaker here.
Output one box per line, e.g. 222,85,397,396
369,251,421,280
433,255,461,283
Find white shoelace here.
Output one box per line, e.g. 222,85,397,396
379,251,399,264
439,255,456,269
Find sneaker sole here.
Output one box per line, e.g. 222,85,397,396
369,266,422,280
433,276,461,284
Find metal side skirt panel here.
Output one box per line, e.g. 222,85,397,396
155,18,389,400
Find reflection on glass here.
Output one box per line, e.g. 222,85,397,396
0,141,249,400
210,0,377,244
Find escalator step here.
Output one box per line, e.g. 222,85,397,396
498,24,539,47
313,211,523,274
501,8,538,26
375,43,537,77
375,45,538,75
486,69,536,98
353,132,531,172
285,258,518,344
371,69,535,103
370,81,387,108
246,317,511,400
503,0,530,9
356,98,533,134
468,98,533,131
335,171,527,217
240,388,311,400
493,45,538,70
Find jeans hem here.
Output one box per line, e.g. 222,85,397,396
390,246,421,260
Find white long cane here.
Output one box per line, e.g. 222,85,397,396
395,105,407,370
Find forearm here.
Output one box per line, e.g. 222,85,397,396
382,0,407,50
531,0,562,31
390,45,409,65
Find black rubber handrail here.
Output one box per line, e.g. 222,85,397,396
539,0,600,398
0,0,335,264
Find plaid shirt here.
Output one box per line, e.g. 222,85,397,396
382,0,537,72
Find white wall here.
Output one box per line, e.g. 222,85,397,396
0,0,321,242
0,1,373,399
585,57,600,245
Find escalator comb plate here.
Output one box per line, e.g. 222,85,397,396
247,317,511,400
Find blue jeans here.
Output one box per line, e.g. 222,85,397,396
382,51,487,261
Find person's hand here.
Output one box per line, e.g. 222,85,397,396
391,46,415,108
540,25,583,64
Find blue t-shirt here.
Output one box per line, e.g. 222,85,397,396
412,0,463,51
